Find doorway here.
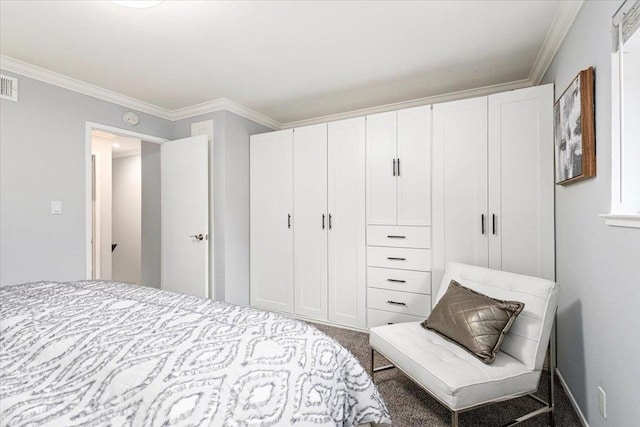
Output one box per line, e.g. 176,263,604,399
85,122,213,298
90,128,158,285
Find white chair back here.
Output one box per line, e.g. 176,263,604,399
436,262,559,371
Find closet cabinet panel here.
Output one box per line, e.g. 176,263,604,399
328,117,367,328
367,225,430,248
293,124,328,320
397,106,431,226
488,85,554,280
250,130,294,313
432,97,488,293
366,111,397,225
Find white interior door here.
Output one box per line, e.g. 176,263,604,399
488,85,554,280
366,111,397,225
293,124,328,320
432,97,488,295
328,117,367,328
250,130,295,313
161,135,209,298
397,105,431,226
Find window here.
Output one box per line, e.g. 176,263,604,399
605,0,640,227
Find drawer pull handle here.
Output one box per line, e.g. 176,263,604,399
387,300,407,306
387,257,406,261
387,235,406,239
387,322,394,325
387,279,406,283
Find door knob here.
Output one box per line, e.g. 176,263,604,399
190,234,205,241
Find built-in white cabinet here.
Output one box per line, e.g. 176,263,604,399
250,118,366,329
432,84,554,295
365,105,432,328
249,129,294,313
366,225,432,328
251,84,554,331
327,117,367,328
366,106,431,226
293,124,328,320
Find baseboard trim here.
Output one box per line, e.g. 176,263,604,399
250,306,369,334
556,368,590,427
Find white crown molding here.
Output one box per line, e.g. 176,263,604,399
0,55,281,129
0,55,174,120
529,0,585,85
172,97,281,130
280,79,532,129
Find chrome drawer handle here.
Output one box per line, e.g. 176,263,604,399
387,279,406,283
387,257,406,261
387,235,406,239
387,300,406,306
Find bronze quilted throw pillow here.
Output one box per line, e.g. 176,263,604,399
421,280,524,364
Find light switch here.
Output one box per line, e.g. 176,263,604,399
51,201,62,215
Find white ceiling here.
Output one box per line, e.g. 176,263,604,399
1,1,577,125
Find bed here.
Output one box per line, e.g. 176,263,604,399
0,280,390,426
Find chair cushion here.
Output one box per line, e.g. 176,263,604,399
370,322,540,411
422,280,525,364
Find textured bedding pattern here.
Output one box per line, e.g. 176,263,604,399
0,281,390,426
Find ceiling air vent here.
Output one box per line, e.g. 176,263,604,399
1,74,18,102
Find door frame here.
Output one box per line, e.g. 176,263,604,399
84,122,167,282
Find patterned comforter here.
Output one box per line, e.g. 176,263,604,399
0,281,391,426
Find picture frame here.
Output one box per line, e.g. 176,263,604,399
554,67,596,185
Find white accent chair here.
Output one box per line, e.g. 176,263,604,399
369,262,559,427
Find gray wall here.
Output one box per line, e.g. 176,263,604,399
0,70,173,285
542,2,640,426
172,111,272,305
141,141,161,288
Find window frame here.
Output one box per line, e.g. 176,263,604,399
602,0,640,228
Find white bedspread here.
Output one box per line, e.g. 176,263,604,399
0,281,390,426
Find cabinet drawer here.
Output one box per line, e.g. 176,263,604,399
367,308,425,328
367,267,431,294
367,226,430,248
367,247,431,271
367,288,431,317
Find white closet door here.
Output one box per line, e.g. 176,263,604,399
488,85,554,280
250,130,294,313
293,124,328,320
397,105,431,226
366,111,397,225
432,97,488,295
328,117,367,328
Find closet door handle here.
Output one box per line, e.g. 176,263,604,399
387,235,406,239
322,214,325,230
481,214,485,235
387,279,406,283
387,257,406,261
328,214,332,230
288,214,291,229
387,300,407,306
397,158,400,176
392,159,396,176
492,214,496,235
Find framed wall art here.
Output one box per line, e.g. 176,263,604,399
554,67,596,185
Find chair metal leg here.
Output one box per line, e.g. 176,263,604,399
451,410,459,427
548,326,556,427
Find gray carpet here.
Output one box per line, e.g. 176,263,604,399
309,322,581,427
